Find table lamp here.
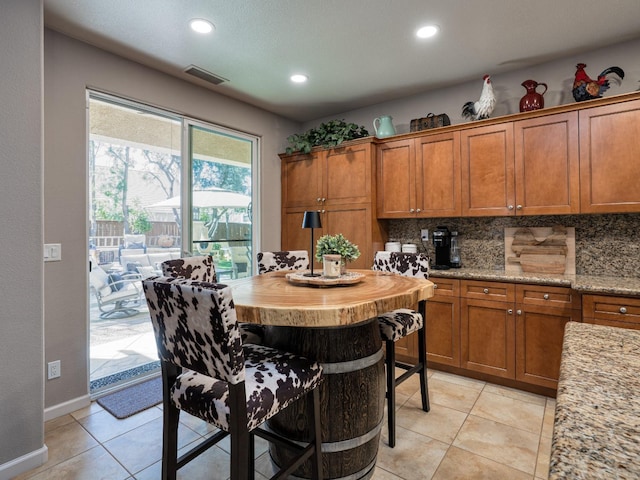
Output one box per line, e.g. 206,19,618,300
302,211,322,277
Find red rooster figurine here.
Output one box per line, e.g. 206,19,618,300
572,63,624,102
462,75,496,121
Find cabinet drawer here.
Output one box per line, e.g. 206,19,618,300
516,284,581,310
461,280,515,302
431,278,460,298
582,294,640,327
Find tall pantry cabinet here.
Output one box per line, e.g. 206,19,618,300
280,138,386,270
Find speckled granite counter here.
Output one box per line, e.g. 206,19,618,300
549,322,640,479
429,268,640,296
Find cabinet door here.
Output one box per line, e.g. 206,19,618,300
376,139,416,217
583,294,640,330
514,112,579,215
461,123,515,216
515,304,577,388
323,205,372,270
426,296,460,367
461,298,515,378
281,151,323,208
281,208,324,257
415,132,461,217
579,99,640,213
324,143,372,206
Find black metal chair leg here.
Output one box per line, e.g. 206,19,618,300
417,324,430,412
310,387,323,480
385,339,397,448
162,401,179,480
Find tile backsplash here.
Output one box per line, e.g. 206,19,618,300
386,213,640,277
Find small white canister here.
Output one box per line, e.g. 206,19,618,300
402,243,418,253
323,254,342,278
385,242,401,252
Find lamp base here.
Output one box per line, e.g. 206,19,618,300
303,273,322,277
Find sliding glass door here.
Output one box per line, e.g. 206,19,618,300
88,92,257,394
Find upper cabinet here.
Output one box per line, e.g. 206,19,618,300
377,132,461,218
375,92,640,219
579,98,640,213
460,112,579,216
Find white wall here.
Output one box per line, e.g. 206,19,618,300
305,37,640,133
0,0,46,476
43,29,299,408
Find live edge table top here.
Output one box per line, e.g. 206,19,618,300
228,269,434,328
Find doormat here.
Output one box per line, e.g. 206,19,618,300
97,376,162,419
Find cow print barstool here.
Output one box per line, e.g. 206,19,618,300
142,276,324,480
161,255,264,345
372,251,431,448
256,250,310,274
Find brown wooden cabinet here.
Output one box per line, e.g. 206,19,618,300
583,294,640,330
376,133,461,218
579,98,640,213
514,112,580,215
425,278,460,367
460,280,516,378
460,112,579,216
515,284,581,389
281,139,385,270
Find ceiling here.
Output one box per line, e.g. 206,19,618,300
43,0,640,122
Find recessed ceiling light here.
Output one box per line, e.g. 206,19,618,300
190,19,214,34
290,74,308,83
416,25,439,39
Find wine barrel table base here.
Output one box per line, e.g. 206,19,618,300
265,319,385,480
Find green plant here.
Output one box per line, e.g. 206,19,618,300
286,119,369,154
315,233,361,263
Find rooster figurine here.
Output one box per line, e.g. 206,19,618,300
462,74,496,121
572,63,624,102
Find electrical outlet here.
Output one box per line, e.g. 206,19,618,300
48,360,61,379
421,229,429,241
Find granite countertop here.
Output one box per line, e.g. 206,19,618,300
549,322,640,479
429,268,640,296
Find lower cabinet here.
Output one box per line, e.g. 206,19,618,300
422,278,580,391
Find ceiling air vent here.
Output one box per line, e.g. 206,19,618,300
184,65,228,85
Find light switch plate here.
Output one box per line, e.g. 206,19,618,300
44,243,62,262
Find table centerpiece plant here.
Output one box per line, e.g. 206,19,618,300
315,233,360,274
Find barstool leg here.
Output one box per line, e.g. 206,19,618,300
417,325,430,412
385,339,397,448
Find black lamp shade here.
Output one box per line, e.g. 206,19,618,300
302,211,322,229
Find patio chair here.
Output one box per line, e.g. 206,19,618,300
89,264,143,319
161,255,264,345
256,250,309,274
372,251,431,448
142,277,324,480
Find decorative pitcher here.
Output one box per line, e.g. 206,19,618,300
519,80,548,112
373,115,396,138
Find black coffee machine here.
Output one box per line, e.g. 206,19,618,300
432,226,451,270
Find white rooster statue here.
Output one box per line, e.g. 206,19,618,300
462,75,496,121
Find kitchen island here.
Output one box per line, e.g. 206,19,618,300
549,321,640,479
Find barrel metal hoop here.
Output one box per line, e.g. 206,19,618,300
320,348,384,375
288,458,376,480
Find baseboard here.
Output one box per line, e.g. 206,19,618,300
44,394,91,421
0,445,48,480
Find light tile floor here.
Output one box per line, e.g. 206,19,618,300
17,369,554,480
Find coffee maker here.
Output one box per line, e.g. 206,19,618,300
432,226,451,270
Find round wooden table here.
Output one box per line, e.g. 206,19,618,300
230,270,434,480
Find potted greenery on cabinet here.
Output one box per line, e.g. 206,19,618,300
285,119,369,154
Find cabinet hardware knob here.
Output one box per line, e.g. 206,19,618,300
433,284,438,289
409,208,415,213
316,197,321,203
517,309,522,315
322,197,326,202
507,309,513,314
543,294,550,300
516,204,523,210
416,208,421,213
483,288,489,294
620,307,627,314
321,209,326,213
508,205,514,210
